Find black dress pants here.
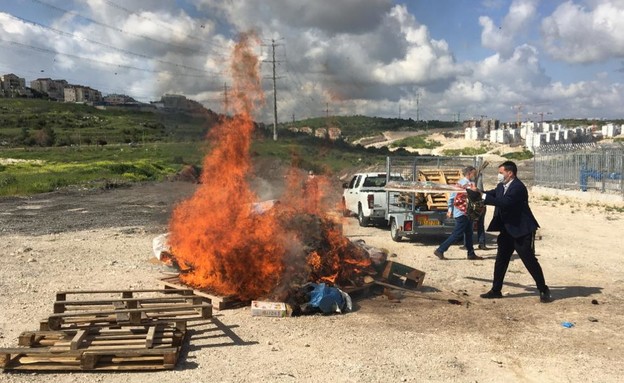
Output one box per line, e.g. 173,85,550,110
492,229,547,292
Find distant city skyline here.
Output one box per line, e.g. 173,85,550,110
2,1,624,123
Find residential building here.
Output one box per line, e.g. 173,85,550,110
64,85,102,103
0,73,28,96
30,78,69,100
103,94,137,105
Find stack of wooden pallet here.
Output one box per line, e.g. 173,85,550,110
0,288,212,371
417,169,462,210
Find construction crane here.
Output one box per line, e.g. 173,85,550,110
528,111,553,124
511,104,524,127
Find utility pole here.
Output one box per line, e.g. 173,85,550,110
398,103,401,119
271,39,278,141
512,104,524,127
416,93,420,123
326,102,329,118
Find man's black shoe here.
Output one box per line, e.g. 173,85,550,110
478,244,490,250
480,290,503,299
467,254,483,260
433,250,445,260
459,245,467,250
540,288,552,303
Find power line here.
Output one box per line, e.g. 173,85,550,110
4,13,224,76
29,0,228,58
282,43,322,120
0,38,224,82
102,0,229,51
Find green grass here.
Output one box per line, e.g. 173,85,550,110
502,150,534,161
0,98,214,146
252,135,387,173
442,145,490,156
0,135,390,196
0,99,441,196
0,142,205,196
389,136,442,149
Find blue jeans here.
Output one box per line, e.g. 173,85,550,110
464,207,486,246
437,215,474,255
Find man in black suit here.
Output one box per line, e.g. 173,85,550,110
471,161,551,303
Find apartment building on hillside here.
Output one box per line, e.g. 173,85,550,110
30,78,69,100
0,73,29,97
64,85,102,103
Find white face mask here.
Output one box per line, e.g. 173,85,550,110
497,173,505,183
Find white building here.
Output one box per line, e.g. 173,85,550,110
464,127,485,140
601,124,622,138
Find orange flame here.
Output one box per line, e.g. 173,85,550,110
168,32,285,300
168,32,373,301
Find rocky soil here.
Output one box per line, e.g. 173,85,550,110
1,166,623,382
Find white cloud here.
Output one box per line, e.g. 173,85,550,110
480,0,538,57
371,5,465,86
542,0,624,63
2,1,624,122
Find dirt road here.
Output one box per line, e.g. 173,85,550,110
1,179,623,382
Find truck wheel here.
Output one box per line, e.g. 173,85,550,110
357,205,370,227
390,218,402,242
341,198,350,217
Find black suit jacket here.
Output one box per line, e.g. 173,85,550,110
483,178,539,238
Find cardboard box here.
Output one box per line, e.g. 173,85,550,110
250,301,287,317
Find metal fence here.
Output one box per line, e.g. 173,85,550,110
533,144,624,196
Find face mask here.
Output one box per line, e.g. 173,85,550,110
497,173,505,183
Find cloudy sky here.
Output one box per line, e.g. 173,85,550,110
1,0,623,123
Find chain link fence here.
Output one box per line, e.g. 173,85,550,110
533,143,624,196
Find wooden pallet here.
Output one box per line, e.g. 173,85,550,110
0,324,184,371
158,275,247,310
40,289,212,330
417,169,461,210
417,169,462,184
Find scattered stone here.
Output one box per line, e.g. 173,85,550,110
588,317,599,322
27,257,36,263
591,299,599,305
490,357,503,365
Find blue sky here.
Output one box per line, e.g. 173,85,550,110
1,0,624,123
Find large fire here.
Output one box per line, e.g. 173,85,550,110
168,32,372,301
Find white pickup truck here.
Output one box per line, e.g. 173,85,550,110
341,172,398,227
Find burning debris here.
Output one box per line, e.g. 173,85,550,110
161,32,424,314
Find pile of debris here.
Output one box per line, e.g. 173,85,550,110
154,224,426,317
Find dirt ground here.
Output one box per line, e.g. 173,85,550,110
1,163,624,382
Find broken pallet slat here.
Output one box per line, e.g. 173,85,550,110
157,275,247,310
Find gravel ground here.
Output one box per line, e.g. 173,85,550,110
1,177,624,383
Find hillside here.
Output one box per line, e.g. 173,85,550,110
0,98,220,146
